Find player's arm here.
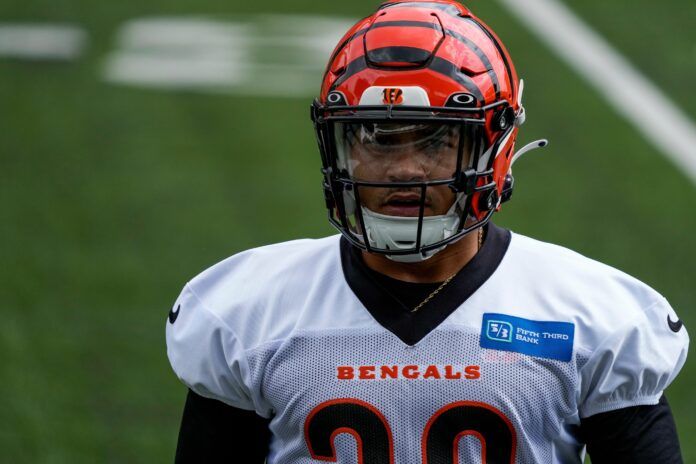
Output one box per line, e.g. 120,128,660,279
175,389,271,463
579,394,682,463
167,284,275,461
577,296,688,464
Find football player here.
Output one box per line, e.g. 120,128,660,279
166,1,689,462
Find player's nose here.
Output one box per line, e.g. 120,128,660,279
386,150,428,182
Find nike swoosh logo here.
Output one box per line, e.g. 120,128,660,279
169,304,181,324
667,315,683,333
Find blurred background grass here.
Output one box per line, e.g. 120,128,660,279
0,0,693,462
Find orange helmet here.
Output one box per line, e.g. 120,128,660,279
312,0,545,261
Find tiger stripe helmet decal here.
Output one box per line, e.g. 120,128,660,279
321,1,517,109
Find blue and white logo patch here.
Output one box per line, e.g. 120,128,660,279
486,320,513,342
480,313,575,362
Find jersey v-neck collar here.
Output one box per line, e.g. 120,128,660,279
339,222,512,346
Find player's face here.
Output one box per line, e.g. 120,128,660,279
337,123,469,217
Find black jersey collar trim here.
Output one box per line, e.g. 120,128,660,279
340,222,512,346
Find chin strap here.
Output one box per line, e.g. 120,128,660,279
510,139,549,167
500,139,549,205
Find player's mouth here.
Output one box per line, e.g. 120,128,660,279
380,193,431,217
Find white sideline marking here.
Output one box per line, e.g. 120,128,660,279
105,19,252,89
499,0,696,185
0,24,86,60
103,15,353,96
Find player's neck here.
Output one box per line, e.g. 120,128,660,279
360,231,480,284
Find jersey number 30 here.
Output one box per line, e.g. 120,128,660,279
305,398,516,463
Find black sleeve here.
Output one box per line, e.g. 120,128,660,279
579,394,682,464
175,389,272,463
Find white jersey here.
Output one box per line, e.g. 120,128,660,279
166,227,688,463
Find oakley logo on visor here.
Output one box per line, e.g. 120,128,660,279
382,88,404,105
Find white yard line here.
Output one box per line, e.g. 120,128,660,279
499,0,696,185
103,15,352,96
0,24,86,61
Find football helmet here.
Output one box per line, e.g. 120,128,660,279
312,0,546,261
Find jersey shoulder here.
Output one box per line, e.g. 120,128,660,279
504,231,688,416
183,235,343,345
504,231,676,346
508,230,665,307
165,235,343,411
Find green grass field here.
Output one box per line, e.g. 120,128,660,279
1,0,693,462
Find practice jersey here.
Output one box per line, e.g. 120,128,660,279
166,224,688,463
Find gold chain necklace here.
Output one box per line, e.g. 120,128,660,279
410,227,483,313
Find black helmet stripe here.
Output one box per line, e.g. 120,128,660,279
445,29,500,100
330,54,484,103
464,17,515,103
371,20,442,30
367,46,433,67
326,28,494,103
379,2,463,16
323,20,443,82
330,57,368,91
428,57,485,103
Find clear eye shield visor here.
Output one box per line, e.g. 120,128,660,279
335,122,471,182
